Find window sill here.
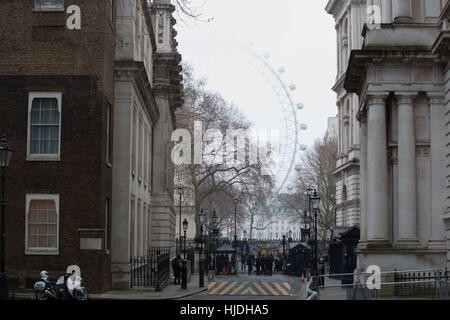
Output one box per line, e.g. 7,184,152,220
25,250,59,255
32,7,65,12
27,155,61,162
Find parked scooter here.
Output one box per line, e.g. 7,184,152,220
34,266,88,301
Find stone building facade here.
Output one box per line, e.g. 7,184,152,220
328,0,449,271
111,0,182,289
326,1,366,228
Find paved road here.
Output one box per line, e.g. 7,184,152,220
180,272,304,300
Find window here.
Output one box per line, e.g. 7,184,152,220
28,93,62,161
25,194,59,255
34,0,65,11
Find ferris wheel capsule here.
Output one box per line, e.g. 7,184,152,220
278,67,285,73
300,144,307,151
297,103,304,110
300,124,308,130
289,84,296,91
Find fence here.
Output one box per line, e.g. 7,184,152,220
308,268,449,300
129,247,170,291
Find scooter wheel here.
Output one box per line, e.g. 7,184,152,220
74,288,88,301
35,291,49,301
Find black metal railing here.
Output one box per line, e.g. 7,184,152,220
130,247,170,290
393,269,447,297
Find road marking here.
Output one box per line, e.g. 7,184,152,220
209,281,227,295
208,282,216,290
241,286,257,296
219,281,237,295
230,281,248,295
262,282,279,296
273,281,289,296
253,282,268,295
283,282,291,291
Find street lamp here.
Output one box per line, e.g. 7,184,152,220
288,230,292,242
183,218,188,260
199,208,205,288
181,218,188,289
176,186,184,255
0,135,13,300
310,190,320,277
282,235,286,273
233,197,238,275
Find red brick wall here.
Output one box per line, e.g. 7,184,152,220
0,75,112,293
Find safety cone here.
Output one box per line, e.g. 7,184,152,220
300,273,305,283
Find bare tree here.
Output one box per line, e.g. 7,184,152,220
294,134,338,243
175,63,268,236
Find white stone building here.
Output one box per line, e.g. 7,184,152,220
327,0,449,272
326,1,365,228
111,0,182,289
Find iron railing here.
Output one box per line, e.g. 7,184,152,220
311,268,449,300
129,247,170,290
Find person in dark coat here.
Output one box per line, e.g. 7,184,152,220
267,254,273,276
256,253,261,275
241,253,246,271
263,255,268,276
172,255,181,284
247,253,253,274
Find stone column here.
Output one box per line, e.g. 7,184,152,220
429,94,446,247
366,94,389,243
381,0,393,23
359,115,368,242
396,93,419,245
392,0,412,22
423,0,442,23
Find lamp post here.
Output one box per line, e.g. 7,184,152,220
199,208,205,288
181,218,188,289
0,135,13,300
176,186,184,255
282,235,286,273
310,190,320,278
233,197,238,275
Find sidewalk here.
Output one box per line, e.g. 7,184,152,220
12,274,208,300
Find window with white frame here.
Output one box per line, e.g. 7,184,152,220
25,194,59,254
34,0,65,11
28,93,62,161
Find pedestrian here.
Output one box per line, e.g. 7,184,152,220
267,255,273,276
263,255,268,276
247,253,253,274
172,255,181,284
241,253,246,271
256,253,261,275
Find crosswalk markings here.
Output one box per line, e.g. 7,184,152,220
230,281,248,295
219,281,237,295
253,282,268,296
209,281,227,295
273,281,289,296
262,282,279,296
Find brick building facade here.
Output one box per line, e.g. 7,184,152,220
0,0,116,293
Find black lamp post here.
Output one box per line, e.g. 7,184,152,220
199,208,205,288
176,186,184,255
0,135,13,300
183,219,188,260
181,218,188,289
233,197,238,275
282,235,286,273
310,190,320,277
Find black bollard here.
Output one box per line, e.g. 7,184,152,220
181,260,187,289
199,258,204,288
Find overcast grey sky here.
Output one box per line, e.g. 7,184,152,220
175,0,337,186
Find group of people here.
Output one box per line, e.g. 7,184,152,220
241,252,285,276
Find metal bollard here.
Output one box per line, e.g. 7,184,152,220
181,260,187,289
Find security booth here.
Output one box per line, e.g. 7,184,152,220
214,243,237,275
328,225,360,284
286,242,311,276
